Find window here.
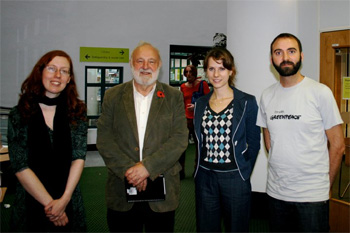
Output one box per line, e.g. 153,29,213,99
85,66,123,127
169,45,212,87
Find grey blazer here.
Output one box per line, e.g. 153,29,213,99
97,80,188,212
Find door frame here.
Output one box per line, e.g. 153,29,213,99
320,29,350,233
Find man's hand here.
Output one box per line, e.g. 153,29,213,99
136,179,148,192
125,162,150,187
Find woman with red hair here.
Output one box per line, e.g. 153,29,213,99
8,50,87,232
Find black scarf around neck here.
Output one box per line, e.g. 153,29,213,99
37,95,63,106
27,93,72,198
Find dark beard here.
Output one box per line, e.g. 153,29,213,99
273,59,302,77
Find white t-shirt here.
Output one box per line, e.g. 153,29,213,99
257,77,343,202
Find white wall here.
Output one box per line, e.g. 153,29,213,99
0,0,227,107
227,0,349,192
1,0,349,192
320,0,350,31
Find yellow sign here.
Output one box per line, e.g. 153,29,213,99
80,47,129,63
343,77,350,99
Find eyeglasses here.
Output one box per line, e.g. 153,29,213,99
45,65,70,77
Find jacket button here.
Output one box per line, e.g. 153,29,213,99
134,147,139,151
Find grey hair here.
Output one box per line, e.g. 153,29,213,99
130,41,162,62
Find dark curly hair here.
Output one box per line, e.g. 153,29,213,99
18,50,86,124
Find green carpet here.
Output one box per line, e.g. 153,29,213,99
0,144,269,232
80,167,109,232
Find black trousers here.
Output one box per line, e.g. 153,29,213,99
107,202,175,232
179,118,198,178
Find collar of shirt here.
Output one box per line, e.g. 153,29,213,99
133,80,156,161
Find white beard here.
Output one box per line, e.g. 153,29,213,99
131,66,159,86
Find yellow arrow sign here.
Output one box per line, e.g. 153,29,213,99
80,47,129,63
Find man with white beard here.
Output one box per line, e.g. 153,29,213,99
97,41,188,232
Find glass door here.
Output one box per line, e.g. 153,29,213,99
85,66,123,127
333,47,350,201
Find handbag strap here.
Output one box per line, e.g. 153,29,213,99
198,80,204,94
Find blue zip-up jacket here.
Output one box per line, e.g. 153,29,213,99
193,87,261,180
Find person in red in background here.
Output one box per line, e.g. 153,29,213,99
180,65,210,179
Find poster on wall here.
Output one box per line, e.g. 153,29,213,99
343,77,350,99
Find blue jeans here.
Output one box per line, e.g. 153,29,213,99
268,196,329,232
195,167,252,232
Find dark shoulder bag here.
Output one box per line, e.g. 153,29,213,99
191,81,204,104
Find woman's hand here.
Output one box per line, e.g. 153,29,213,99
52,212,69,226
45,159,85,223
187,103,195,112
44,198,69,221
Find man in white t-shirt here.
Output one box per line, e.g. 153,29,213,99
256,33,345,232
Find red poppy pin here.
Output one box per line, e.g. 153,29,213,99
157,91,165,98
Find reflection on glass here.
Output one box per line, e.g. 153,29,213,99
87,68,101,83
198,68,207,82
106,69,120,84
338,48,350,110
86,66,123,128
87,87,101,116
182,59,187,67
89,119,98,127
170,69,175,81
175,69,181,82
175,59,180,67
333,47,350,202
169,57,206,85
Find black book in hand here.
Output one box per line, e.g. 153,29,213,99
125,174,166,202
